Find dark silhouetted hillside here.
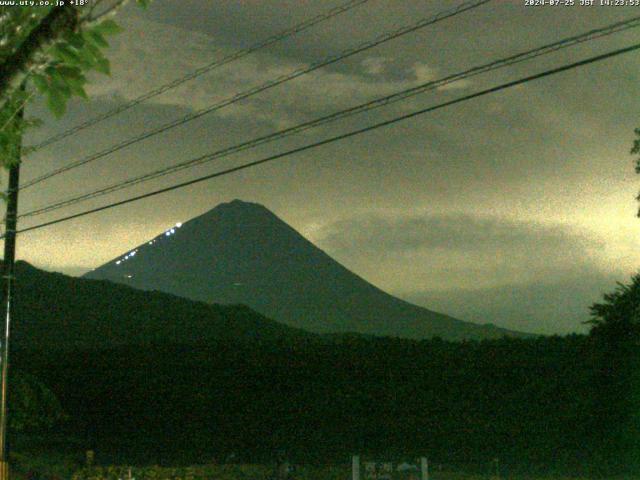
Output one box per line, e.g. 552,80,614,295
7,261,311,350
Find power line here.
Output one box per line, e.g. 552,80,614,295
13,41,640,238
19,14,640,219
20,0,491,190
28,0,372,152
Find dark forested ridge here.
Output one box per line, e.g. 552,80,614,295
4,261,638,476
7,261,312,349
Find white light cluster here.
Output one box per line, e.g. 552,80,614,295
114,221,183,266
115,248,138,266
163,222,182,237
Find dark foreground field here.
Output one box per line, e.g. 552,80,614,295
12,462,640,480
10,328,639,478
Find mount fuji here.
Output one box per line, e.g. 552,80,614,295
84,200,525,340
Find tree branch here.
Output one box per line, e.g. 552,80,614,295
0,5,79,97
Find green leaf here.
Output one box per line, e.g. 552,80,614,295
31,73,49,94
47,89,67,118
63,31,85,49
50,43,80,64
136,0,151,8
50,65,89,101
44,65,57,76
76,45,98,70
66,84,87,100
57,65,83,81
0,132,10,150
87,30,109,49
79,37,103,64
49,70,72,100
64,76,89,99
94,19,122,36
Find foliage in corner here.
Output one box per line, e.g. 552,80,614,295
587,273,640,338
632,127,640,216
0,0,152,171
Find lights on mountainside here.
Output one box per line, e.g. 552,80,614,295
164,225,178,236
116,248,139,265
114,221,183,266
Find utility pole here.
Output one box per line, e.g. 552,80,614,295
0,96,24,480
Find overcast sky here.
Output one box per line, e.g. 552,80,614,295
12,0,640,334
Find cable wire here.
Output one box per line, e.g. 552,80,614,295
20,0,491,190
19,14,640,219
13,41,640,238
29,0,373,152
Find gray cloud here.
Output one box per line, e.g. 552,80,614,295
309,212,608,294
311,212,622,334
85,12,448,132
314,212,601,258
400,269,624,335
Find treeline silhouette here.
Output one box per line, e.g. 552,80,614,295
12,331,638,476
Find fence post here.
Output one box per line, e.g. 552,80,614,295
352,455,360,480
420,457,428,480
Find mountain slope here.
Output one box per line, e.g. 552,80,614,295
8,261,311,350
85,200,527,340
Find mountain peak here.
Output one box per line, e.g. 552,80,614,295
199,199,279,224
216,199,264,210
